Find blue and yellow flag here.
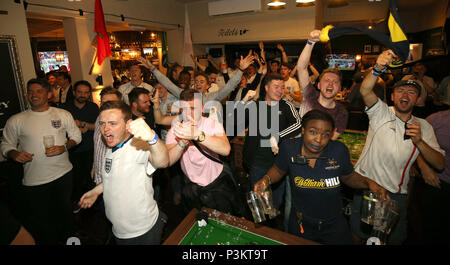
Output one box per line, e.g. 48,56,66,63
319,0,409,67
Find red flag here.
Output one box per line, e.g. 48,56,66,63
94,0,111,65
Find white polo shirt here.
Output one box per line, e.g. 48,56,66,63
102,137,158,239
118,81,154,105
354,99,444,194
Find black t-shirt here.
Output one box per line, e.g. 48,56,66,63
62,101,99,152
275,137,353,220
132,108,156,131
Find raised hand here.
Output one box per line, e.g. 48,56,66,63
258,41,264,51
190,54,198,63
277,44,285,52
173,121,201,141
127,117,156,142
136,56,152,69
375,49,396,69
309,30,321,42
239,50,255,71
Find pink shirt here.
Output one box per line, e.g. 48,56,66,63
166,117,224,186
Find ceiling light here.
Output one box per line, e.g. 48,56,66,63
267,0,286,7
296,0,315,7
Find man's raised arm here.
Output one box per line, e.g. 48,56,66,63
360,50,396,108
297,30,321,90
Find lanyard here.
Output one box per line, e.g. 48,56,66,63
112,135,134,153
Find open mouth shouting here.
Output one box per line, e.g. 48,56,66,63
104,133,115,146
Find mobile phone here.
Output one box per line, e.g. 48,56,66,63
404,122,411,140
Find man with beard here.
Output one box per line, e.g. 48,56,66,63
297,30,348,140
118,64,153,105
350,49,445,245
128,87,156,130
62,80,99,213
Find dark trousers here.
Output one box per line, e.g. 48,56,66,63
288,211,352,245
21,171,75,245
113,211,165,245
409,176,450,244
69,150,94,202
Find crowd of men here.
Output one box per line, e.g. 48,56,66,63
0,29,449,245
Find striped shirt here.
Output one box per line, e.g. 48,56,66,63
93,116,107,185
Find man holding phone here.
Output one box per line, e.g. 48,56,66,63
350,50,445,245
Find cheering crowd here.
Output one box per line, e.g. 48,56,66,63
1,29,448,245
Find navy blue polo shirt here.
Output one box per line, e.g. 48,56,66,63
275,137,353,220
62,101,99,152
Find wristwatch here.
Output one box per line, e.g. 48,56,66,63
197,131,206,142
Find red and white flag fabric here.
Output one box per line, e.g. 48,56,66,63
94,0,111,65
182,5,195,68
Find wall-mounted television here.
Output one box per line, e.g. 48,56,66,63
38,51,70,73
325,54,355,71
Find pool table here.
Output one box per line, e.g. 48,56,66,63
163,208,319,245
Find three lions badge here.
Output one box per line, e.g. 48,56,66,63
105,158,112,173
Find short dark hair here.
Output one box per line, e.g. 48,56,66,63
99,100,132,122
264,73,284,87
205,67,219,75
301,109,335,132
128,87,150,105
46,71,57,78
100,86,122,100
57,71,71,83
73,80,92,92
179,70,191,78
319,68,342,83
129,63,143,71
27,78,50,92
179,89,197,101
281,62,293,70
194,72,210,84
149,79,160,87
270,60,280,66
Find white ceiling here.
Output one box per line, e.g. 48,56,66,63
26,0,444,39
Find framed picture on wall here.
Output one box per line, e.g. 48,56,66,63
364,45,372,53
372,45,380,53
0,35,27,140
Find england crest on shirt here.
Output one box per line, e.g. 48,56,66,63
51,119,62,129
105,158,112,173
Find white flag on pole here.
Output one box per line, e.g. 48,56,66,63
182,5,195,68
